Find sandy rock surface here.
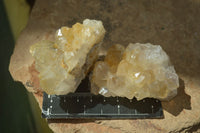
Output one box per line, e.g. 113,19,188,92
9,0,200,132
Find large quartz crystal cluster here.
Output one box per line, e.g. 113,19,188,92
30,19,105,95
91,43,179,101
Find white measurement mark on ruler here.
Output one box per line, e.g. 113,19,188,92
50,95,53,103
103,97,106,102
101,108,103,114
47,108,50,115
117,97,119,102
84,105,86,115
135,109,137,114
117,105,120,114
48,95,50,98
64,97,66,102
151,105,154,113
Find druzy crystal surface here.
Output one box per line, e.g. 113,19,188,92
30,19,105,95
91,43,179,101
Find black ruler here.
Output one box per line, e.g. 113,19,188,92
42,77,163,119
42,92,163,119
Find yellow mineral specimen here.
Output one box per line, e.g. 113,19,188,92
91,43,179,101
30,19,105,95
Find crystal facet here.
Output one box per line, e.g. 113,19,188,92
30,19,105,95
91,43,179,101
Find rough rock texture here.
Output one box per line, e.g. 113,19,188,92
91,43,179,101
30,19,105,95
9,0,200,132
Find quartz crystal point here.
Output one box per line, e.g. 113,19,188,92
30,19,105,95
91,43,179,101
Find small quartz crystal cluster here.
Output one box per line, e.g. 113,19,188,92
30,19,105,95
91,43,179,101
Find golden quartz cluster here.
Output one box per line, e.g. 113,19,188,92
30,19,105,95
91,43,179,101
30,19,179,101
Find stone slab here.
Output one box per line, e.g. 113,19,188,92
9,0,200,132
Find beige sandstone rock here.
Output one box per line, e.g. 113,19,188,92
30,19,105,95
9,0,200,132
91,43,179,101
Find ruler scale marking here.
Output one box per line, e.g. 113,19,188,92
42,92,163,119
